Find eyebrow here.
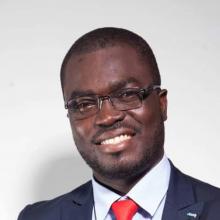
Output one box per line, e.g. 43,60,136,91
69,77,140,99
69,90,95,99
108,77,140,92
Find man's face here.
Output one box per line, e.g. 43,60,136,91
63,45,167,181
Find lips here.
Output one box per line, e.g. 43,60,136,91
93,128,136,145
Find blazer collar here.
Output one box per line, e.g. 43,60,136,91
59,161,205,220
61,181,94,220
162,161,204,220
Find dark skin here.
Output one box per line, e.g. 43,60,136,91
63,44,167,194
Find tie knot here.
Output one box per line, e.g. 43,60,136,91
111,199,138,220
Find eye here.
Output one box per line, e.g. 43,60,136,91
117,90,139,102
71,98,97,113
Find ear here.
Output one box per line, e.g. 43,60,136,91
159,89,168,121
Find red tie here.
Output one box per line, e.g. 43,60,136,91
111,199,138,220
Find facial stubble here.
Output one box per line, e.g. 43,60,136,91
74,117,165,181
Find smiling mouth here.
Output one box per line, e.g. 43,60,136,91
100,134,132,145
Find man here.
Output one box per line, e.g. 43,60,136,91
18,27,220,220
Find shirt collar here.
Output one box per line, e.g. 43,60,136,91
127,154,171,216
92,154,171,219
92,177,120,220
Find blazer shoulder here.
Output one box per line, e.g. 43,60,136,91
185,174,220,217
18,180,92,220
178,168,220,201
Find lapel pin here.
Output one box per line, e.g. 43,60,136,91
187,212,197,218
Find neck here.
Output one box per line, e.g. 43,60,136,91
93,173,143,195
93,154,164,195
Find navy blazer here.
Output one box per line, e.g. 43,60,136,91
18,163,220,220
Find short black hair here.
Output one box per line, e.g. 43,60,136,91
60,27,161,93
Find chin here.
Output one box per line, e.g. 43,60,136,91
85,147,163,180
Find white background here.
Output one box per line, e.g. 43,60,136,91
0,1,219,219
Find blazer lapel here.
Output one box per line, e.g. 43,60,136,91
162,162,204,220
59,163,206,220
61,181,94,220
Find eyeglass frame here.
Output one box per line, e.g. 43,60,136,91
64,84,162,119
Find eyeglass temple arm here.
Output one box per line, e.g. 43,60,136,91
152,85,161,90
151,85,168,97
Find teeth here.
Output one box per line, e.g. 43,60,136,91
101,134,131,145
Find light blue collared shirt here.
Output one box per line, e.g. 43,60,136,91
92,155,171,220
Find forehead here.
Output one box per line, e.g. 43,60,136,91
63,45,153,99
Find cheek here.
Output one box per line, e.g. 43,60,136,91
128,98,162,128
130,107,158,125
70,118,94,144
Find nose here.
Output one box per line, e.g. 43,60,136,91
95,98,126,127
